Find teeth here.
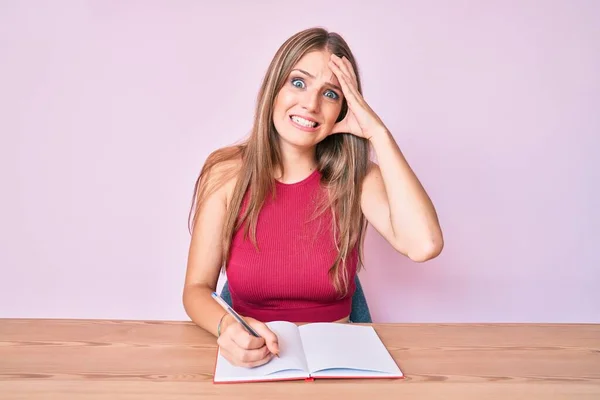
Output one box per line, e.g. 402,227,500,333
291,116,317,128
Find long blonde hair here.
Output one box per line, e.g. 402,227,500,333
189,27,371,296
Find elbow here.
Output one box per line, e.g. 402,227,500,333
182,287,193,318
182,283,204,318
406,235,444,263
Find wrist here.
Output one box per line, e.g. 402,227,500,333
366,127,390,143
217,313,234,337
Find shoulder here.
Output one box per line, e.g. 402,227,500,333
360,160,384,203
363,160,382,185
201,147,244,206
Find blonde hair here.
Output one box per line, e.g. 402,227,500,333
189,27,371,296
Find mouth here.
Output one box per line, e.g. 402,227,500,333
289,115,320,130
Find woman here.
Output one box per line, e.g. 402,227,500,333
183,27,443,368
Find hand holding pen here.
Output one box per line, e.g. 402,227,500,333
212,292,280,368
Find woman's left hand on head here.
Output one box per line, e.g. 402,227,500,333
328,54,387,140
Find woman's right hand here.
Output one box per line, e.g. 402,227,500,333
216,315,280,368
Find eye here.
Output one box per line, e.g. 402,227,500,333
291,78,305,89
324,89,339,100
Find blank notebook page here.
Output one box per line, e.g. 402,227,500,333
299,323,402,376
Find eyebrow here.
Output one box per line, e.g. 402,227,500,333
292,69,342,92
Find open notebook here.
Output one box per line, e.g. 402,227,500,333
213,321,403,383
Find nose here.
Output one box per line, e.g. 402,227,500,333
301,88,320,113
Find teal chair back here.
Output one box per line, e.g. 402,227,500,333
219,275,372,323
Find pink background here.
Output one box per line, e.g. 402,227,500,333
1,1,598,322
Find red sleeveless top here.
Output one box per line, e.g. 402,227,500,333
225,169,357,322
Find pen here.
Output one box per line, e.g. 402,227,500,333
211,292,261,338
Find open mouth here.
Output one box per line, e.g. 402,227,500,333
290,115,320,129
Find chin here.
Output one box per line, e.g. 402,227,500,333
278,131,321,149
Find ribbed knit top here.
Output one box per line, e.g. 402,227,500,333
225,169,357,322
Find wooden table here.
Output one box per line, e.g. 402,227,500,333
1,319,599,399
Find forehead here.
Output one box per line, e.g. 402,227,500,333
292,50,341,87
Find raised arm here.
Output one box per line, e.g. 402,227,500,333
327,54,443,262
360,137,443,262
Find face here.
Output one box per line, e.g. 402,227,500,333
272,50,344,150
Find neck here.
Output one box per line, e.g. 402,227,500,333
275,143,317,184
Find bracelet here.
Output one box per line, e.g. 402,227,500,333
217,313,228,337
